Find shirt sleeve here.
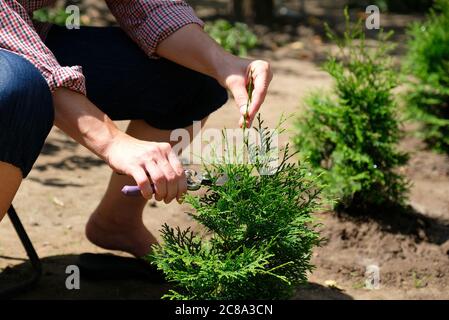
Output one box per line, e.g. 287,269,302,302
106,0,204,58
0,0,86,94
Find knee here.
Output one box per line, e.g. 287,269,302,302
0,50,54,128
0,50,54,177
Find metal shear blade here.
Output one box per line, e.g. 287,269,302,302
121,169,227,196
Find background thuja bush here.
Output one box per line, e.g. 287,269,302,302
205,19,258,57
294,12,409,213
149,117,322,300
403,0,449,153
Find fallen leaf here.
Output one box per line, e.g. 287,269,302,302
324,280,344,291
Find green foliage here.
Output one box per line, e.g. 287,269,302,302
205,19,258,57
149,117,322,300
404,0,449,153
295,10,409,212
33,8,72,26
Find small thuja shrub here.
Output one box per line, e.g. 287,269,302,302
295,11,409,213
205,19,258,57
404,0,449,153
149,116,322,300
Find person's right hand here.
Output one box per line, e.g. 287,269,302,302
104,132,187,202
51,88,186,203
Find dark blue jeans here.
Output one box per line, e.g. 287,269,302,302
0,26,228,177
0,49,54,178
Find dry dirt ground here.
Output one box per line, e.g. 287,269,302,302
1,54,448,300
1,1,449,300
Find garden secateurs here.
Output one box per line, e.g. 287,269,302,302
121,169,227,196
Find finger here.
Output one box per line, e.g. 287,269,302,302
229,80,250,118
176,171,188,203
158,143,179,204
167,151,187,202
130,166,153,199
248,68,272,123
158,157,178,204
239,115,250,129
145,161,166,202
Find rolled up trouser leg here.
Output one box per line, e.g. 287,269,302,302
0,49,54,178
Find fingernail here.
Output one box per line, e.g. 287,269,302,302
240,104,249,115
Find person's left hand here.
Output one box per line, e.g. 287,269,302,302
219,58,273,128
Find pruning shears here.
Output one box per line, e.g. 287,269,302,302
122,70,252,198
121,169,227,197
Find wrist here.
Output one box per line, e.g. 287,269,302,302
213,52,251,87
52,87,121,161
86,118,122,162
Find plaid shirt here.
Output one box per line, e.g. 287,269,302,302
0,0,203,95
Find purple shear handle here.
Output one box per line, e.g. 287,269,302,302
121,169,214,197
121,185,155,197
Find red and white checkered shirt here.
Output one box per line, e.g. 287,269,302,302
0,0,204,95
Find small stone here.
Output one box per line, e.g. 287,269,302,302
149,201,157,208
52,197,65,207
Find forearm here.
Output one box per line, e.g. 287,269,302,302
52,88,120,161
156,24,272,129
156,24,248,86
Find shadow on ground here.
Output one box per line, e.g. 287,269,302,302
0,255,169,300
294,283,353,300
27,177,85,188
34,155,105,172
41,138,78,156
338,203,449,245
0,254,353,300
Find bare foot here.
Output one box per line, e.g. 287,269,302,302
85,211,158,258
